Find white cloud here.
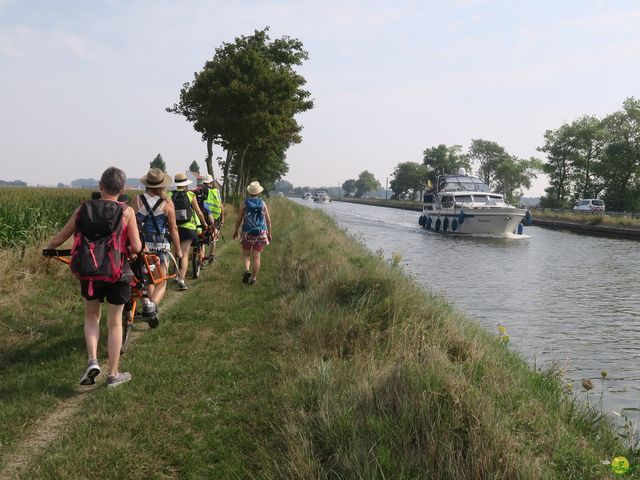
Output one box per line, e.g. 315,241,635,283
560,7,640,31
0,25,95,60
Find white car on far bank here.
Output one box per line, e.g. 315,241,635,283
573,199,605,212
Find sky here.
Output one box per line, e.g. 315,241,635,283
1,0,640,195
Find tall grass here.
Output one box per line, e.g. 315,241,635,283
1,199,635,479
259,200,630,479
0,188,89,247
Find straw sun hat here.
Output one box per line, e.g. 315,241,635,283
174,172,192,187
247,181,264,195
139,168,173,188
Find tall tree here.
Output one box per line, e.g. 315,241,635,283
599,97,640,211
341,179,357,197
150,153,167,173
566,116,606,200
390,162,428,200
468,139,542,202
538,116,605,207
468,139,508,190
355,171,381,198
274,180,293,193
493,156,544,203
538,125,576,208
422,144,471,186
167,28,313,196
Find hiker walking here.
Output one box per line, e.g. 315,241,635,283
132,168,182,305
168,172,207,290
196,174,224,263
232,181,272,285
45,167,142,388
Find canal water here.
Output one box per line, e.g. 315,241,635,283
292,198,640,421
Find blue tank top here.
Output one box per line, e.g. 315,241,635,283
136,194,169,248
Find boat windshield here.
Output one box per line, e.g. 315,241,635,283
454,195,473,204
438,176,490,193
473,194,504,204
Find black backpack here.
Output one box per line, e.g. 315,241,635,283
70,200,127,290
195,186,208,212
172,190,193,225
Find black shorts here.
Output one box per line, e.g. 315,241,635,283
178,227,197,242
80,280,131,305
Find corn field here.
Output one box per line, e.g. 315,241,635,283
0,188,91,247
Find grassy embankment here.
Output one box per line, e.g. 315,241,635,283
1,198,636,479
531,208,640,228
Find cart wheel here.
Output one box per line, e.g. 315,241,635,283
148,315,159,329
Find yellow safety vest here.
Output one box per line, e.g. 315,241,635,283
169,190,198,231
205,188,222,218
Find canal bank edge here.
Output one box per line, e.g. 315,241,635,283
266,199,626,478
332,197,640,239
531,217,640,239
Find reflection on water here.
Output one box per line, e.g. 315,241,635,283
293,199,640,420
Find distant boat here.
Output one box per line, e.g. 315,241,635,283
418,168,530,236
313,189,331,203
302,192,313,200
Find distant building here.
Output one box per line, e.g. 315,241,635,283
0,179,27,187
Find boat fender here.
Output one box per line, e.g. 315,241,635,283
426,216,432,230
435,218,441,232
452,218,458,231
458,210,465,225
443,217,449,232
418,215,426,227
517,223,524,235
525,210,532,226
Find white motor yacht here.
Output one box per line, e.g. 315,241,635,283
313,189,331,203
418,168,530,236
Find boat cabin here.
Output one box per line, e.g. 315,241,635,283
436,175,490,193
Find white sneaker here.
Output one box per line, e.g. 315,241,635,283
79,359,101,385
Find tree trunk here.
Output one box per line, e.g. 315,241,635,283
205,135,214,176
237,146,250,196
222,149,233,201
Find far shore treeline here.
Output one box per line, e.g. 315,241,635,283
276,98,640,211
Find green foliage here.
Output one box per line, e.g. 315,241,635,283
466,139,543,203
390,162,427,200
149,153,167,173
539,98,640,210
274,180,293,193
469,139,509,188
167,27,313,194
354,170,381,198
341,179,357,197
600,98,640,211
422,144,471,184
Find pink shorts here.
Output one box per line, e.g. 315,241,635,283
241,232,269,253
